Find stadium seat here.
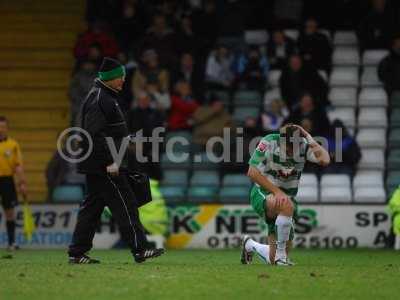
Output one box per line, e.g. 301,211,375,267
387,150,400,170
264,88,282,107
284,29,299,40
192,152,218,170
386,171,400,195
327,107,356,128
356,129,386,149
328,87,357,107
333,31,357,46
321,186,352,203
219,186,249,203
362,50,389,66
391,109,400,128
190,170,220,187
320,174,351,188
389,129,400,149
332,47,360,66
52,185,83,203
390,91,400,108
161,170,189,186
206,90,230,106
358,87,388,107
358,108,387,128
268,70,281,87
222,174,252,187
165,131,192,153
233,107,260,123
299,173,318,188
233,90,262,107
187,186,218,203
297,186,319,203
353,171,384,188
159,186,186,203
360,67,382,87
161,153,191,169
358,149,385,170
329,67,358,87
353,187,386,203
244,30,269,45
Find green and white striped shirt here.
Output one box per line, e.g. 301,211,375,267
248,133,317,197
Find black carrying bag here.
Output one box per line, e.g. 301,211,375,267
127,171,152,207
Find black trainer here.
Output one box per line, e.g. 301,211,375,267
134,248,165,263
69,254,100,264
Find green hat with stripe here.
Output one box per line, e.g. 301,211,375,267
98,57,126,81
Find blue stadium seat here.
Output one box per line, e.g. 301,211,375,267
165,131,192,153
161,153,191,170
52,185,83,203
192,152,218,170
159,186,186,203
219,186,249,203
233,90,262,107
222,174,251,187
190,170,220,187
161,170,189,186
187,186,218,203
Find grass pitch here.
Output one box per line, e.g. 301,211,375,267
0,249,398,300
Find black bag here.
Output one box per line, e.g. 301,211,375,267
127,171,152,207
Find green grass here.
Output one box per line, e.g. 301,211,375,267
0,249,398,300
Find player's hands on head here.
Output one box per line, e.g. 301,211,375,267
106,162,119,176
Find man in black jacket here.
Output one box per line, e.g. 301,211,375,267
68,57,164,264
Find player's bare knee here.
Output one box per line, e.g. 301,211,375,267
280,198,294,216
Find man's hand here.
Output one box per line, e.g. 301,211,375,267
274,190,290,205
18,182,28,199
293,125,315,144
106,162,119,176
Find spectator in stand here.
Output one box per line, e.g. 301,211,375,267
168,80,199,131
74,21,120,61
205,45,234,89
259,99,289,134
378,35,400,96
233,46,269,91
113,0,148,53
192,0,219,55
171,52,204,100
192,95,233,150
279,54,328,110
127,90,164,180
358,0,396,51
68,60,98,126
139,13,176,68
297,17,332,72
321,120,361,176
285,92,331,137
267,29,296,70
175,12,200,56
132,49,170,98
145,79,171,112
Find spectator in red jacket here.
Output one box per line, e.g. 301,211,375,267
168,80,199,131
74,21,120,60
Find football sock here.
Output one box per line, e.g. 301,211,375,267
6,220,16,246
245,239,271,264
275,215,292,261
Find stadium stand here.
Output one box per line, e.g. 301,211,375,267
0,0,84,202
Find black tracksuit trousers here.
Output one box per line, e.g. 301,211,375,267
68,173,147,257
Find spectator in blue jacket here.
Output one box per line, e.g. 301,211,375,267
233,46,269,91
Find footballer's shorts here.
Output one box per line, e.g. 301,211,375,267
250,185,298,240
0,176,18,209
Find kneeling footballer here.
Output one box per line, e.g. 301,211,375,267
241,124,330,266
